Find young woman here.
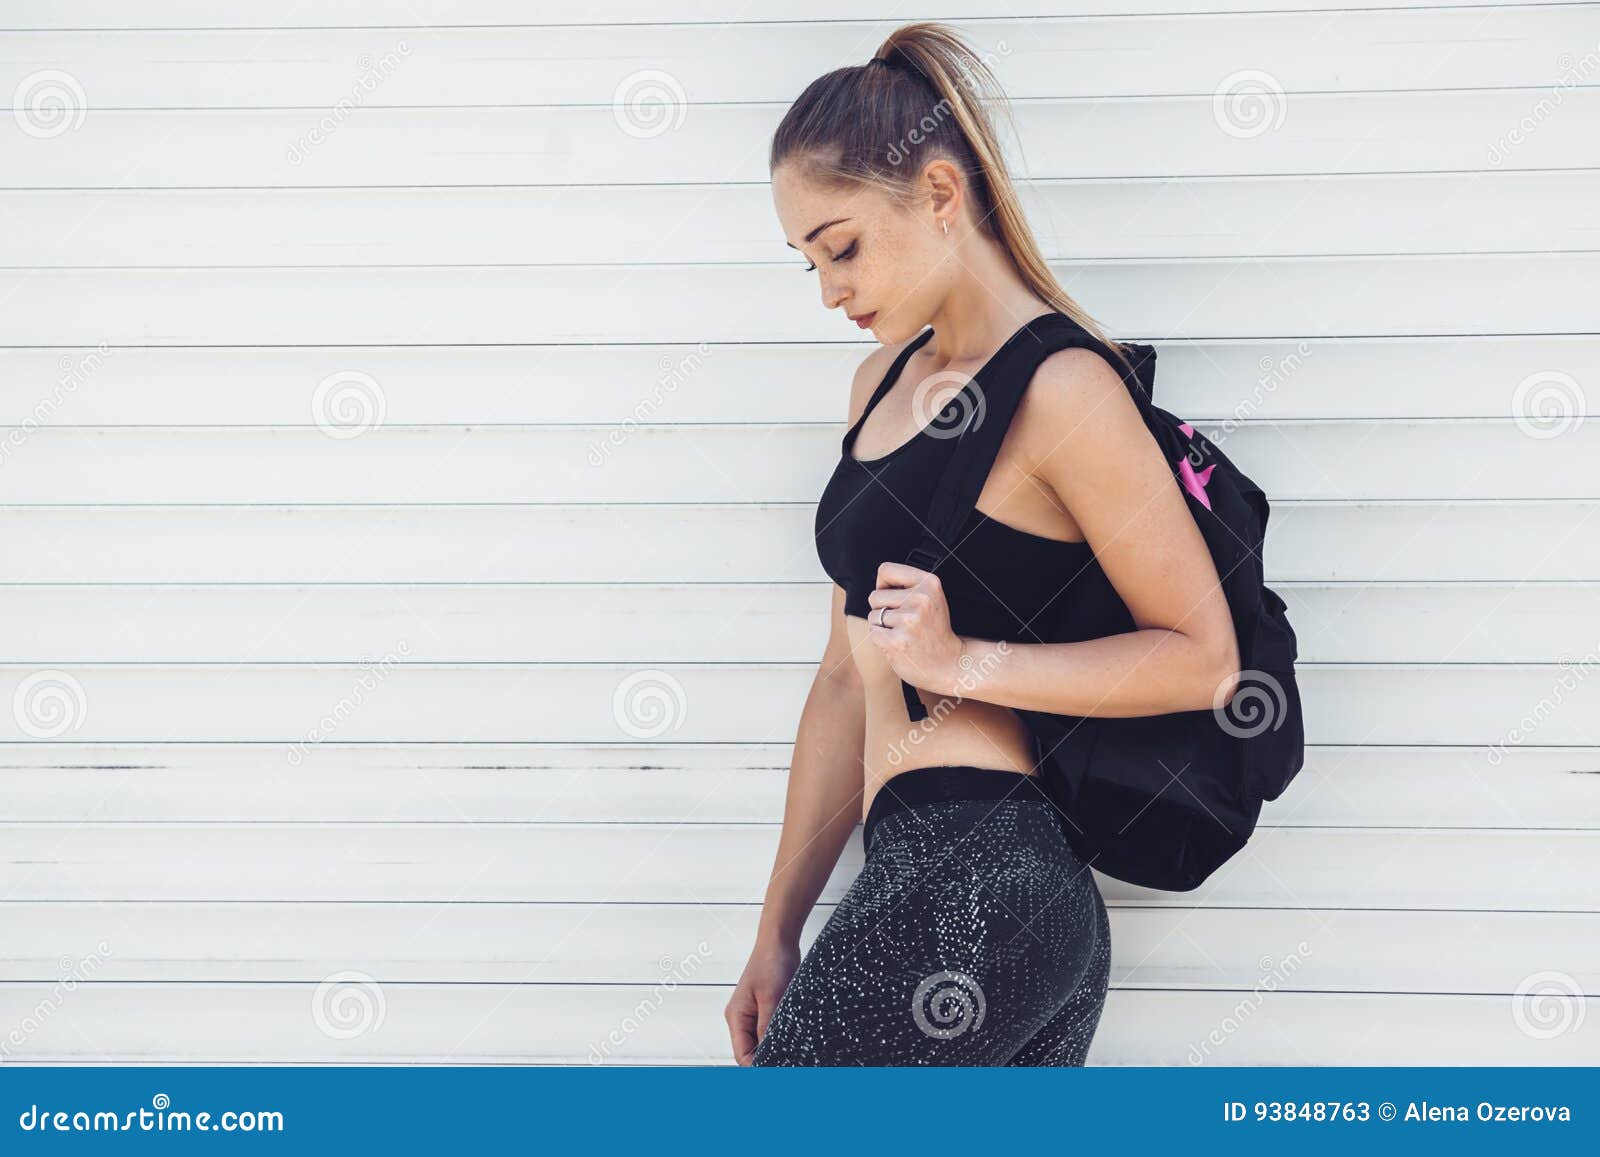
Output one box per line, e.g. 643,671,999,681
726,23,1240,1066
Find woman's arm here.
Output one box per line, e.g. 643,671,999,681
754,583,866,944
726,583,865,1063
868,344,1241,718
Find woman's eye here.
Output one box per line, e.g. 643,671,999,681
803,241,858,273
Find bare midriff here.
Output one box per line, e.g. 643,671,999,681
844,613,1039,822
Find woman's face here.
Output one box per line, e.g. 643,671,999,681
771,162,953,346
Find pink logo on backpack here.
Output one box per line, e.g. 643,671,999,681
1175,421,1214,510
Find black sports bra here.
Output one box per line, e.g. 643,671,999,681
814,317,1136,646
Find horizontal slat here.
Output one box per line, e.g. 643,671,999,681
3,662,1600,745
0,982,1592,1064
3,1,1551,30
5,583,1598,665
3,823,1598,909
4,902,1596,992
2,502,1598,582
4,256,1598,345
5,92,1595,188
9,10,1594,106
6,337,1597,423
8,173,1599,266
4,420,1598,503
0,743,1593,828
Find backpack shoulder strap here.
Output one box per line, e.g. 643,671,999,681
896,312,1156,721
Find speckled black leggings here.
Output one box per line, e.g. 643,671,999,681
751,764,1111,1066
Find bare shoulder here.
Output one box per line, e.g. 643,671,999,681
1013,344,1150,473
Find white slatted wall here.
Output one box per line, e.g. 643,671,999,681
2,1,1597,1064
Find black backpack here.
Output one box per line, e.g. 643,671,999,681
895,311,1305,892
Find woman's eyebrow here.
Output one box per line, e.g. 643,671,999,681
785,217,853,249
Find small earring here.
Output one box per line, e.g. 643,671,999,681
941,219,949,236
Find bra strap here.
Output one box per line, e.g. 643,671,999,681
842,327,935,451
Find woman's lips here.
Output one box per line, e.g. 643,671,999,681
854,312,876,329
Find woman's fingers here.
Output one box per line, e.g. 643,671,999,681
725,989,757,1065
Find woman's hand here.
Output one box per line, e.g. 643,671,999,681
865,561,967,697
725,937,801,1065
